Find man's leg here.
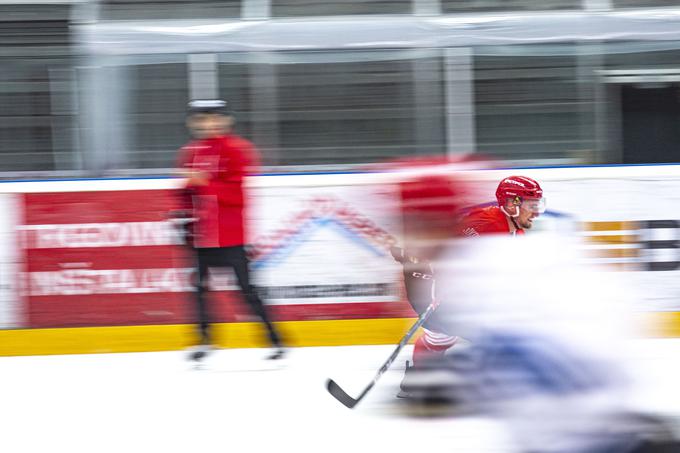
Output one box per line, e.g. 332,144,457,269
413,330,459,367
194,248,213,345
399,329,459,398
226,246,283,350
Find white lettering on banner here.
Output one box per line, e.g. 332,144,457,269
25,268,195,296
18,221,182,249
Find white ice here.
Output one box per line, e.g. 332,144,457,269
1,340,679,453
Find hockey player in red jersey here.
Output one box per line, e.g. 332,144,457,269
397,175,545,398
460,175,545,238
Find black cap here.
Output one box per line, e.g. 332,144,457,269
187,99,230,115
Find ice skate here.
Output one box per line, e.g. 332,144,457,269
265,348,286,361
186,344,214,363
396,360,415,399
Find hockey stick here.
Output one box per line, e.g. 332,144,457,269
326,300,439,409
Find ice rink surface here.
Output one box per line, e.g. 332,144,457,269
1,339,680,453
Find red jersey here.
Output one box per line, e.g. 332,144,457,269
177,134,260,248
459,205,524,237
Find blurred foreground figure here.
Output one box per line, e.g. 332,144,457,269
175,100,284,362
408,232,680,452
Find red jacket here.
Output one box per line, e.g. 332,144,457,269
177,134,260,248
459,206,524,237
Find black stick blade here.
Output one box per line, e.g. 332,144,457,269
326,379,359,409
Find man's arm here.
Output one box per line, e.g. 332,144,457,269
172,145,200,245
176,144,209,186
183,170,210,187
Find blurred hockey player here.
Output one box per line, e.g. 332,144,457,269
397,175,546,397
428,232,680,452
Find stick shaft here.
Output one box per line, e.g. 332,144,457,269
326,300,438,408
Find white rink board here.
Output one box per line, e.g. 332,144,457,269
0,193,20,328
507,169,680,222
248,183,403,304
458,166,680,311
1,163,680,317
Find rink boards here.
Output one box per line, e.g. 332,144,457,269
1,164,680,355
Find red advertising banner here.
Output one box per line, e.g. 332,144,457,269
20,188,412,328
21,190,194,327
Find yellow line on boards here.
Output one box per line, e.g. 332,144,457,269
0,312,676,357
0,318,416,356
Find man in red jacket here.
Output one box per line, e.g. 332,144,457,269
177,99,284,361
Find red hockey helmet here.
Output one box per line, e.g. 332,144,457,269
400,173,461,237
396,158,483,255
495,176,545,213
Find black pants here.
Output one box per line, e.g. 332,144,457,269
193,246,282,348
